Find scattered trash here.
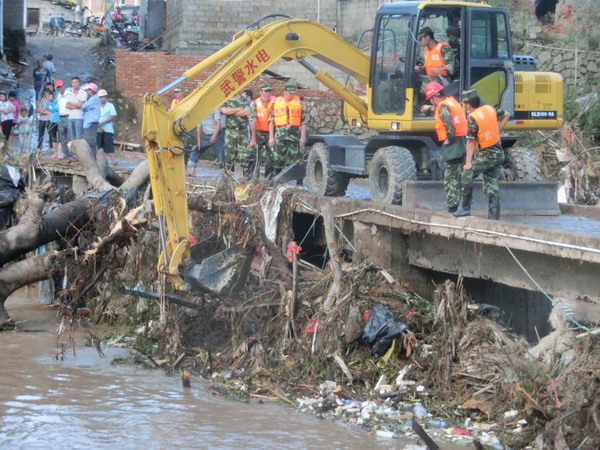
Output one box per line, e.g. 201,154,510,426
503,409,519,420
413,402,428,419
182,370,191,388
426,419,450,428
362,303,407,357
376,430,396,439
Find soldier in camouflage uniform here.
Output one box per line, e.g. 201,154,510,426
422,82,467,213
250,84,275,179
415,27,456,103
222,89,254,177
268,82,307,177
454,90,511,220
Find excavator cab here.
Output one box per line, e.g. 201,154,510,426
365,2,516,128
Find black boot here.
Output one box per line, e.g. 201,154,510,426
447,205,458,214
488,196,500,220
242,162,255,179
453,186,473,217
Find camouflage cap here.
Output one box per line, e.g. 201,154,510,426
461,89,479,104
418,27,434,39
284,82,297,93
259,83,272,91
174,86,184,93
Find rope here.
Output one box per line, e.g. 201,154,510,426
514,40,600,55
333,208,600,256
327,205,597,333
500,236,595,333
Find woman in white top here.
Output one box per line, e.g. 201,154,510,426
0,91,16,138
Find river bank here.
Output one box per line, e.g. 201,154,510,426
1,291,397,449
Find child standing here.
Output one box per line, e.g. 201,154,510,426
16,108,33,153
43,90,60,158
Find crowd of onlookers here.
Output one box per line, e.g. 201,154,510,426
0,54,118,164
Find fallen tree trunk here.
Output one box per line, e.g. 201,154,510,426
0,251,70,325
0,141,150,324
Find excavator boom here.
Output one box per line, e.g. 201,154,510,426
142,19,370,289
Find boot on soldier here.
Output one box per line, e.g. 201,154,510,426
242,161,255,179
447,205,458,214
488,196,500,220
453,186,473,217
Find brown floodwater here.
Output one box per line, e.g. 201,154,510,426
0,292,400,449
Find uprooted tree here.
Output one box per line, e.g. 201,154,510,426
0,139,150,325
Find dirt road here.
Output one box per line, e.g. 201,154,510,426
24,36,102,90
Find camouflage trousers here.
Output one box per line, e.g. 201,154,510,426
225,127,251,166
273,126,303,170
444,158,463,208
256,129,275,175
461,145,505,198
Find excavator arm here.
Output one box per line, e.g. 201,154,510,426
142,18,370,290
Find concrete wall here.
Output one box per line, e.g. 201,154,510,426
27,0,77,28
4,0,27,60
4,0,26,30
163,0,338,55
337,0,383,44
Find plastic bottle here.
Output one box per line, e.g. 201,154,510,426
413,402,428,418
427,419,451,428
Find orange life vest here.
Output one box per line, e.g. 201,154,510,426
273,96,302,127
254,96,274,132
470,105,500,150
434,97,467,142
424,42,450,77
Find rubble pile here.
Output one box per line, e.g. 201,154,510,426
93,182,600,448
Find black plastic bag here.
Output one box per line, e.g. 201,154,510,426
362,303,407,357
0,164,24,231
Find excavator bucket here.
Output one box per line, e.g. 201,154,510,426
402,181,561,216
182,235,254,297
269,161,306,186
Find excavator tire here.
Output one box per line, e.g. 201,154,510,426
369,146,416,205
503,146,543,181
306,142,350,197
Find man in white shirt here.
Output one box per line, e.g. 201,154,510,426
65,76,88,141
97,89,118,165
43,55,56,80
55,79,71,158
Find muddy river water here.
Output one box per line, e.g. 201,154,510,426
0,293,396,449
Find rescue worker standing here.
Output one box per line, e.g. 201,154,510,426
454,90,511,220
415,27,455,94
222,89,254,176
251,84,275,178
170,86,184,110
268,82,307,177
422,82,467,213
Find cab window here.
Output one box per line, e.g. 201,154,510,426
372,14,410,114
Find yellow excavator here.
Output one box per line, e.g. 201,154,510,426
142,1,563,292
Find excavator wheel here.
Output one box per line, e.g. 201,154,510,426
369,146,417,205
306,142,350,197
502,146,543,181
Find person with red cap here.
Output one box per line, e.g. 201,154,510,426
81,82,101,159
422,81,467,213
